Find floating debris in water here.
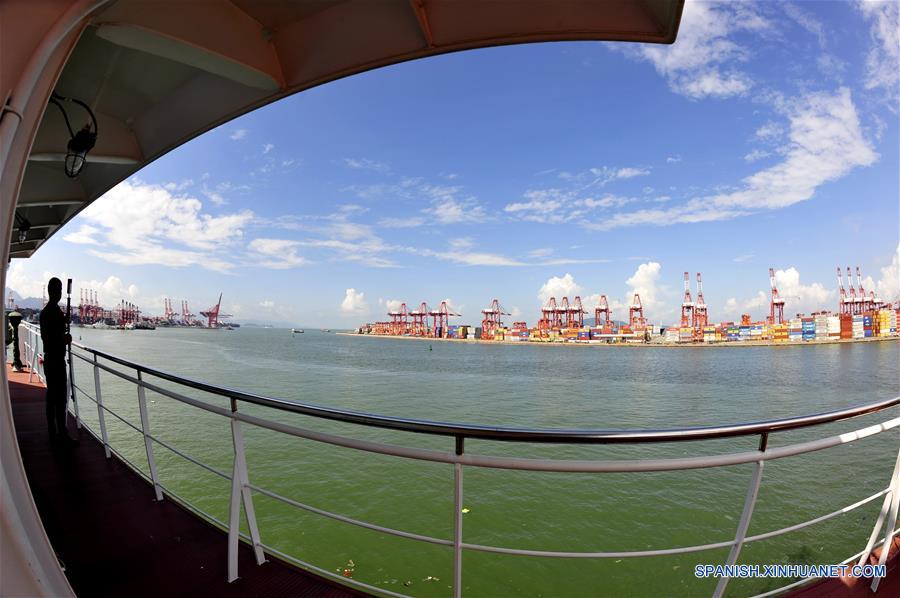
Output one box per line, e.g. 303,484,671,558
423,576,440,582
461,507,470,514
403,581,413,587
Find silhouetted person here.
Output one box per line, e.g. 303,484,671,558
40,278,74,445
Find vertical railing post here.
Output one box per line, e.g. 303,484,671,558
453,436,465,598
227,398,265,583
28,326,38,383
136,370,163,501
858,449,900,592
712,433,767,598
68,348,80,429
93,354,111,459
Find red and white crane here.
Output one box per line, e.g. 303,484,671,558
680,271,693,328
428,301,459,337
846,267,859,315
182,300,194,325
768,267,786,325
388,302,409,335
480,298,509,339
629,293,645,328
693,273,708,330
199,293,230,328
594,294,611,327
837,267,848,316
855,266,870,313
539,297,560,330
409,302,430,337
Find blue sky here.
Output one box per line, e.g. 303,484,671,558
8,1,900,326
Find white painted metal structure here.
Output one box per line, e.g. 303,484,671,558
1,2,687,594
18,321,900,597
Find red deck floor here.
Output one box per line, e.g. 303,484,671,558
8,366,360,597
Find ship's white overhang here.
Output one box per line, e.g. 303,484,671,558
7,0,684,259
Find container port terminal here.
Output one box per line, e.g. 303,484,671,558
353,265,900,346
6,291,236,330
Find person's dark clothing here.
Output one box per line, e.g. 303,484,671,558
40,303,68,438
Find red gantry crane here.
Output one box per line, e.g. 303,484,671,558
408,302,430,337
200,293,230,328
768,267,786,325
837,267,849,316
428,301,459,337
568,296,586,328
846,267,859,315
480,299,509,340
629,293,645,328
680,271,693,328
539,297,560,330
693,273,708,331
594,295,611,327
182,300,194,325
856,266,870,313
387,302,409,336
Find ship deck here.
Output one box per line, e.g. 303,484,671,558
7,363,899,597
7,366,358,597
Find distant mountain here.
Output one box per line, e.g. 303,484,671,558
5,289,43,310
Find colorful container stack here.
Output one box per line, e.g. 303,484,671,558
863,313,873,338
851,315,864,339
827,316,841,339
771,324,789,343
800,317,814,341
750,324,764,340
702,326,717,343
814,315,828,340
789,318,803,342
678,327,693,343
838,315,851,339
726,325,740,341
876,309,897,337
664,328,679,343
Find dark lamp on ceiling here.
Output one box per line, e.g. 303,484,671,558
15,213,30,245
49,92,98,178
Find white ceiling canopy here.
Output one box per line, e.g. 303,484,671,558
11,0,684,259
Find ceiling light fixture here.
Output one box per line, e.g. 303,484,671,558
14,213,31,245
48,92,97,178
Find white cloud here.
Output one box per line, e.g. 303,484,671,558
782,2,827,48
422,185,486,224
344,158,390,173
874,243,900,303
263,143,274,154
616,1,768,99
728,267,833,319
666,155,682,163
625,262,664,312
75,180,254,272
743,149,771,163
538,273,582,304
248,238,308,269
63,224,101,245
230,128,248,140
856,0,900,108
733,253,755,263
590,88,878,230
378,216,426,228
340,289,368,315
259,300,275,309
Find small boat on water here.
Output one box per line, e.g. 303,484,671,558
322,329,331,333
291,328,304,334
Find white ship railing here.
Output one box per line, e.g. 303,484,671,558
17,322,900,598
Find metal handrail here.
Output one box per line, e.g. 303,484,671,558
16,323,900,598
69,340,899,444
